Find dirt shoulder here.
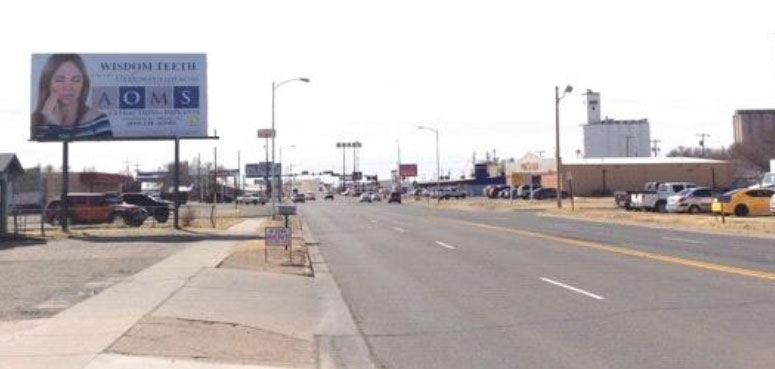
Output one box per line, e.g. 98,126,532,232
218,215,311,277
406,196,775,238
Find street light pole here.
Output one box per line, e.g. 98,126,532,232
418,126,441,200
396,139,401,192
555,85,573,209
271,77,310,211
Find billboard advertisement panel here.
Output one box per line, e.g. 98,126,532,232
399,164,418,177
246,163,281,178
31,53,207,141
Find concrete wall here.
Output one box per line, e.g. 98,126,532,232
584,121,650,158
733,110,775,146
545,162,734,196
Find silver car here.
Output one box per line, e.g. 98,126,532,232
666,187,721,214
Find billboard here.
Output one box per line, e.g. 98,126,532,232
246,162,281,178
399,164,418,177
31,53,207,141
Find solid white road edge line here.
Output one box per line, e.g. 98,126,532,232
435,241,456,250
661,236,704,245
539,277,605,300
393,227,406,233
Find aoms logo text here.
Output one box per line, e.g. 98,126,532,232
92,86,200,110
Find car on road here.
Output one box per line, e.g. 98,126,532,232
370,193,381,202
120,193,173,222
236,193,267,205
305,193,316,201
388,192,402,204
291,193,306,203
530,188,570,200
665,187,722,214
45,193,148,227
359,193,372,203
324,193,335,200
711,188,775,217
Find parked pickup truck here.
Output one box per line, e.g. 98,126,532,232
630,182,697,212
614,191,634,209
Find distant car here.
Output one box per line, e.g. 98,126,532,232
292,193,306,203
388,192,402,204
359,193,372,203
324,193,335,200
120,193,173,223
530,188,570,200
305,193,316,201
370,193,381,202
665,187,721,214
236,193,267,205
515,184,542,199
711,188,775,217
432,187,467,200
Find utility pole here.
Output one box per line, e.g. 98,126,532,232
650,139,661,157
198,153,202,202
537,150,545,158
213,147,217,203
555,85,573,209
697,133,711,157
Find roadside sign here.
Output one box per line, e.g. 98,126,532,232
257,129,275,138
265,227,291,247
399,164,418,177
246,162,281,178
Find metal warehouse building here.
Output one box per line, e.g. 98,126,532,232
506,154,734,196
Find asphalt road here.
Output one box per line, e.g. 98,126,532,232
301,198,775,369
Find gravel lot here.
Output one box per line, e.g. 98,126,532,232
0,238,187,321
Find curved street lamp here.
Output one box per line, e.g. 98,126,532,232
271,77,310,211
555,84,573,208
418,125,440,200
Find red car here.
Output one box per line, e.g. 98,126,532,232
45,193,148,227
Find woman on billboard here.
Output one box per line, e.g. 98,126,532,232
31,54,112,140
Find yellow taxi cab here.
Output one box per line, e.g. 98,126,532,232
711,188,775,217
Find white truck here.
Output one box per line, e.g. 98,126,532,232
630,182,697,212
749,172,775,189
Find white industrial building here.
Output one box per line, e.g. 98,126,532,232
582,90,650,158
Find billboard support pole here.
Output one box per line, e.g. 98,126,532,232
174,137,180,229
61,140,69,233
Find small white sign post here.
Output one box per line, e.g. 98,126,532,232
265,226,292,264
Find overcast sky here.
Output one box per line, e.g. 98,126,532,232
2,0,774,181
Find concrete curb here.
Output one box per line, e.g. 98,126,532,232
298,216,376,369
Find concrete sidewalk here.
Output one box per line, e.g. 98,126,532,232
0,217,373,369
